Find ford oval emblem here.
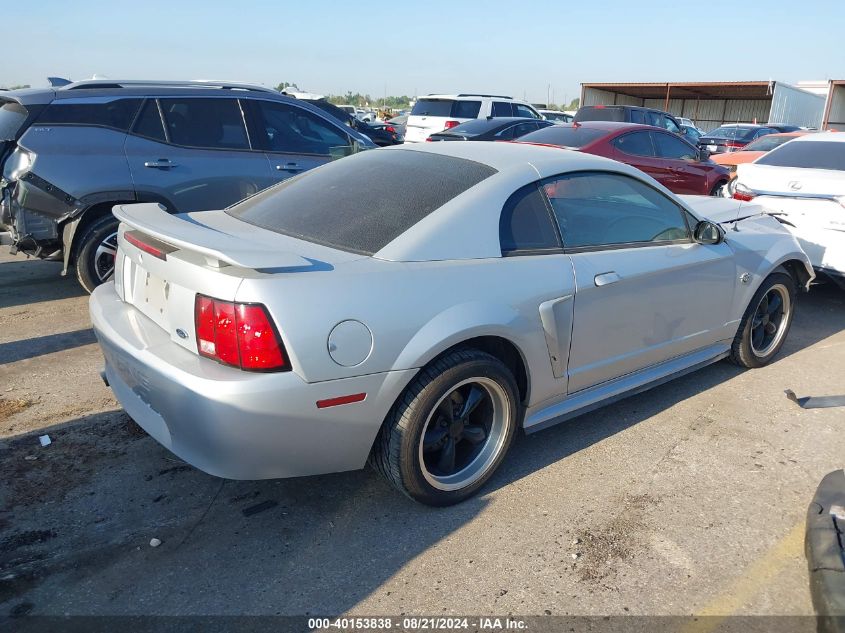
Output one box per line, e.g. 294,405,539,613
176,328,188,340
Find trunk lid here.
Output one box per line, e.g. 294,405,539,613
736,164,845,197
113,204,362,356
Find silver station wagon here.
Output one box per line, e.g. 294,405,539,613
90,142,813,505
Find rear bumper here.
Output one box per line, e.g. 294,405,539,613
89,283,415,480
805,469,845,629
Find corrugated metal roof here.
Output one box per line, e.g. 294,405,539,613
581,81,776,100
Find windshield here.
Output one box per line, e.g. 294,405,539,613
755,140,845,171
0,101,28,141
517,125,605,148
706,127,757,140
742,135,796,152
227,149,497,254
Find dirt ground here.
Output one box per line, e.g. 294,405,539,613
1,249,844,620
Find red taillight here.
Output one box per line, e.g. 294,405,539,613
385,125,396,133
425,137,434,142
194,294,289,372
724,141,744,150
236,304,286,370
444,120,460,129
733,191,756,202
124,231,167,260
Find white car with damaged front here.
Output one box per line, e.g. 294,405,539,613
732,133,845,283
90,142,813,506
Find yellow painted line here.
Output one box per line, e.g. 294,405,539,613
682,521,805,633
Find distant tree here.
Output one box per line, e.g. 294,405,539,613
567,97,580,110
275,81,300,93
0,84,30,90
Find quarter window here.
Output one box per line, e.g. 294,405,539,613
646,111,663,127
630,109,646,124
159,98,250,150
542,172,690,249
255,101,352,156
499,184,560,254
37,98,141,131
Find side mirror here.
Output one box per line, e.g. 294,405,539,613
694,220,724,245
698,148,710,161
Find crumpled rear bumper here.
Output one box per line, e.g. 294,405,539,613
805,469,845,631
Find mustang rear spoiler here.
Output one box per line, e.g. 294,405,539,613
112,203,309,270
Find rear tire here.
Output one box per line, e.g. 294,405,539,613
75,215,120,293
730,272,796,368
369,348,519,506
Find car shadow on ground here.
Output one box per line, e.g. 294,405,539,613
0,329,97,365
0,281,843,617
0,258,85,310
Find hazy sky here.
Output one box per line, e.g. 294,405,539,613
4,0,844,104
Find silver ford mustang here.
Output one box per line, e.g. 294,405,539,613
90,142,814,506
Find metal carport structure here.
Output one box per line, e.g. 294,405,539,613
580,81,825,132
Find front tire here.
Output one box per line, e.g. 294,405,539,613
370,348,519,506
75,215,120,293
730,272,796,368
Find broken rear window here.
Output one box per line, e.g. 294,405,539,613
227,149,497,255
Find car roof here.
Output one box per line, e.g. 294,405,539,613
581,105,658,112
374,141,684,262
442,117,540,129
790,132,845,143
712,123,770,129
388,137,642,176
560,121,665,133
1,80,286,106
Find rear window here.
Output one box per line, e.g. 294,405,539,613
442,118,500,136
227,149,497,254
706,127,757,140
743,135,796,152
411,99,481,119
37,98,141,131
574,107,626,123
0,101,29,140
755,140,845,171
517,125,606,148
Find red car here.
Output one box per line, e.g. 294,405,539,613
516,121,730,196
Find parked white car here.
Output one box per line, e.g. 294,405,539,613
732,133,845,282
404,94,542,143
539,109,573,123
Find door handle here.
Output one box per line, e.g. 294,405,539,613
144,159,177,169
276,163,304,172
594,271,621,287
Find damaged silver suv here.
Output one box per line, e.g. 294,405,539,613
0,80,374,291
